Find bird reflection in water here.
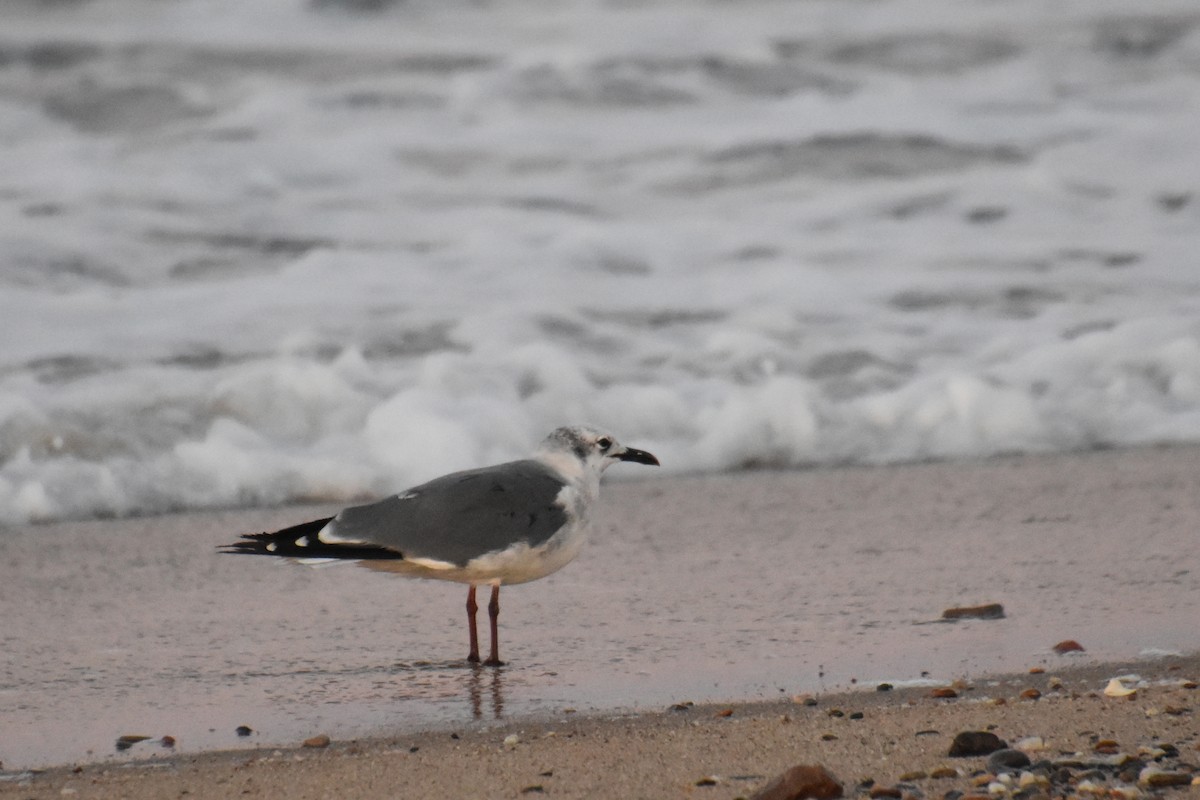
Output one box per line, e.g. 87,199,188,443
466,662,504,719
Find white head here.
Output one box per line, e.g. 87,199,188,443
535,425,659,482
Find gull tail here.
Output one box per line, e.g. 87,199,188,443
218,517,401,560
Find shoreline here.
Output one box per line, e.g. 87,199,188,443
5,652,1198,798
3,444,1200,781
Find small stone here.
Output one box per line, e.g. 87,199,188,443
1052,640,1085,654
1104,678,1137,698
1017,772,1049,790
821,733,838,741
236,725,253,737
1110,787,1142,800
1047,677,1064,691
931,688,959,699
115,735,151,751
1093,739,1120,754
1028,667,1045,675
60,789,77,796
302,734,330,748
520,786,545,795
696,777,719,787
949,732,1008,757
930,767,958,779
716,708,734,718
899,771,927,782
1013,737,1046,753
942,603,1005,620
869,787,902,798
1138,768,1192,788
503,734,520,748
160,736,176,748
985,781,1007,796
1019,689,1041,700
987,749,1031,774
750,764,843,800
793,694,818,706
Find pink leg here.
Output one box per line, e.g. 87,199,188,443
466,585,480,663
484,584,504,667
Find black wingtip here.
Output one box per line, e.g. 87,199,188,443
217,518,336,557
217,516,403,561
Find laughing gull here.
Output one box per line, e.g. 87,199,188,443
220,425,659,666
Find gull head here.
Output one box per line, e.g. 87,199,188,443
536,425,659,481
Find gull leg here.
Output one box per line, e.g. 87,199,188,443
466,585,480,663
484,584,504,667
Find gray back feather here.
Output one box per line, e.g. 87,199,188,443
329,459,570,567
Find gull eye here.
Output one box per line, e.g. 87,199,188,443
597,437,613,451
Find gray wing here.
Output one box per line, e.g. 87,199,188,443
326,459,570,567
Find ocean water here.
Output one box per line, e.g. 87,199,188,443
3,0,1200,524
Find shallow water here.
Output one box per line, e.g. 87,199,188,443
3,0,1200,523
3,448,1198,769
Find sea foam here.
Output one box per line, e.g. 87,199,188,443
2,0,1200,523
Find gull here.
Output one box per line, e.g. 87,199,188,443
219,425,659,666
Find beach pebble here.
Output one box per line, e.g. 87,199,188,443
987,749,1031,773
931,688,959,699
942,603,1005,621
949,732,1008,757
236,725,253,737
503,734,520,748
1137,767,1193,788
930,767,958,779
115,735,150,751
750,763,843,800
1104,679,1137,698
1019,689,1041,700
1013,737,1047,753
1052,640,1085,654
869,786,902,798
1017,772,1049,790
1110,786,1142,800
302,734,330,748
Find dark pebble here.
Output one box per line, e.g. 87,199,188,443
987,749,1031,774
877,683,894,692
942,603,1005,620
948,731,1007,757
235,725,253,737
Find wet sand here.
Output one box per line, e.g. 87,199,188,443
2,446,1199,778
4,655,1199,799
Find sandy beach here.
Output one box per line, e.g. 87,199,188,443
3,445,1200,794
4,655,1198,799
